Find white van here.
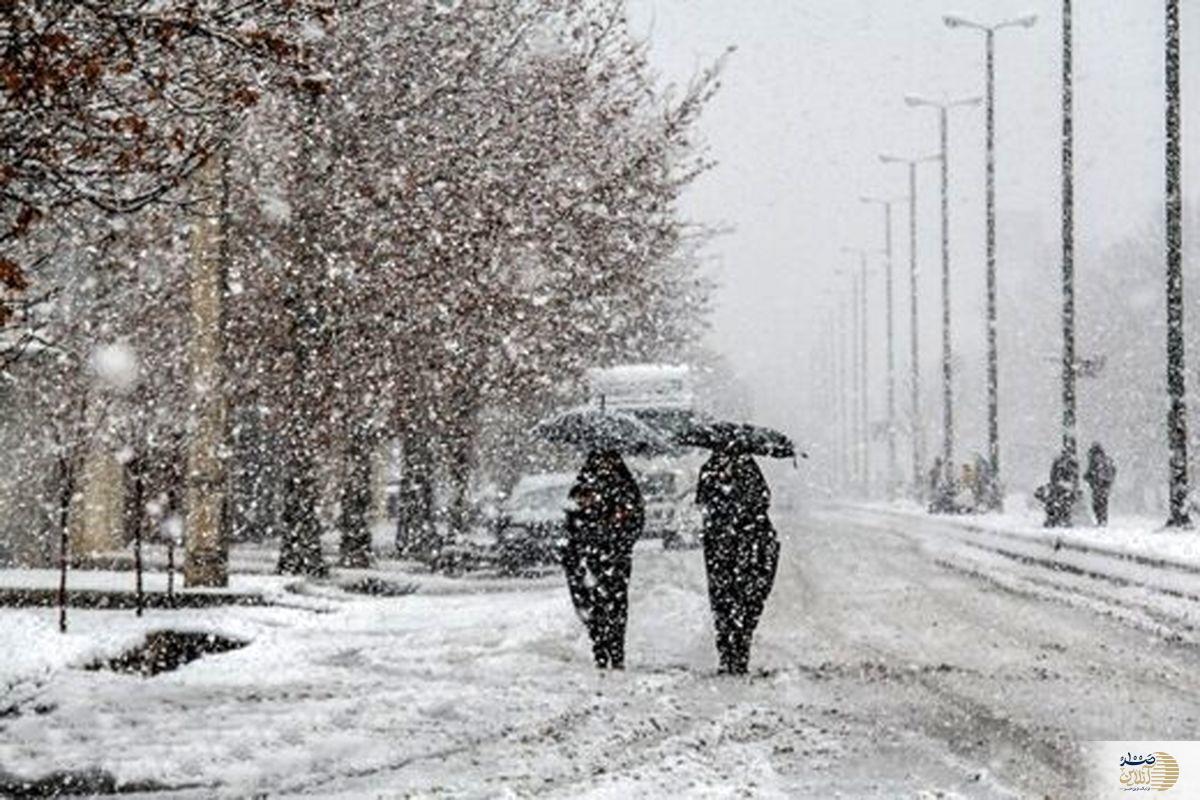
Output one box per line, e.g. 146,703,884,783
588,363,705,549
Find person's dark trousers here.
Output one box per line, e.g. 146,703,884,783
585,546,632,669
705,533,779,674
1093,491,1109,527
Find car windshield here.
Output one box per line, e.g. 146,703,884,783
509,485,569,513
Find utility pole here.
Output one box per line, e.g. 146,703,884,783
1165,0,1190,527
859,253,869,497
842,247,878,497
841,269,863,492
1061,0,1077,468
838,295,851,492
861,195,906,501
826,318,843,492
905,95,980,504
880,153,940,499
944,12,1037,511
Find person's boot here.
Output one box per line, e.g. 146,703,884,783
715,629,733,674
609,638,625,670
731,635,750,675
592,633,609,669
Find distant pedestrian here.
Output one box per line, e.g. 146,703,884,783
1035,451,1080,528
696,451,780,675
928,456,955,513
973,453,996,510
957,462,977,513
1083,443,1116,526
562,449,644,669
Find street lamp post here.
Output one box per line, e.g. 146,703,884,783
944,12,1037,512
837,297,851,492
1060,0,1078,476
861,195,907,501
880,153,941,499
904,94,981,505
841,247,877,497
833,268,863,493
1165,0,1190,527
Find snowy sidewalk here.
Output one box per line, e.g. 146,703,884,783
1,532,1056,798
875,501,1200,568
831,502,1200,645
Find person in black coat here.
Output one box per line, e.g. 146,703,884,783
696,451,780,675
1035,450,1081,528
1083,442,1116,526
561,449,644,669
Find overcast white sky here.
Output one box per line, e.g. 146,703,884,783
628,0,1199,438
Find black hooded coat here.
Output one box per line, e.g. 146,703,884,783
562,450,644,669
696,452,779,674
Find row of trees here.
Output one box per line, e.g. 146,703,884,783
0,2,720,579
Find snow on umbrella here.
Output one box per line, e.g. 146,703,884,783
676,420,799,459
532,407,671,454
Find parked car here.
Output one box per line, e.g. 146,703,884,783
495,473,574,572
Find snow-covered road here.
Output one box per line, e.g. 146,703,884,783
3,507,1197,797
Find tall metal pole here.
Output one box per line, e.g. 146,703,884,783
823,319,839,492
939,105,954,481
859,251,870,497
862,197,900,500
850,272,863,492
909,163,922,497
1165,0,1190,527
984,28,1001,510
832,329,844,492
884,202,896,500
838,300,850,491
945,10,1036,514
905,95,979,504
1061,0,1077,467
882,153,939,498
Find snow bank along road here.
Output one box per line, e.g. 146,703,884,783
3,506,1197,797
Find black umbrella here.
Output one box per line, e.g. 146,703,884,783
675,420,799,459
532,407,671,454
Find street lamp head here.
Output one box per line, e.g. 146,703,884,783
946,12,1037,32
880,153,942,164
905,94,980,110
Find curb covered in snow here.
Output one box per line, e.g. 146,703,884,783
827,503,1200,641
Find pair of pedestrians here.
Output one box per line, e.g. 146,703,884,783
560,449,779,675
1036,443,1116,527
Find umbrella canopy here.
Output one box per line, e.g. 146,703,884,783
675,420,797,459
531,407,671,454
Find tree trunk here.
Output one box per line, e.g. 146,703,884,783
277,433,326,575
184,152,230,587
396,432,437,559
446,425,476,538
338,421,374,568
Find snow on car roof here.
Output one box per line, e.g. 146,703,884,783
586,364,691,382
587,364,695,410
